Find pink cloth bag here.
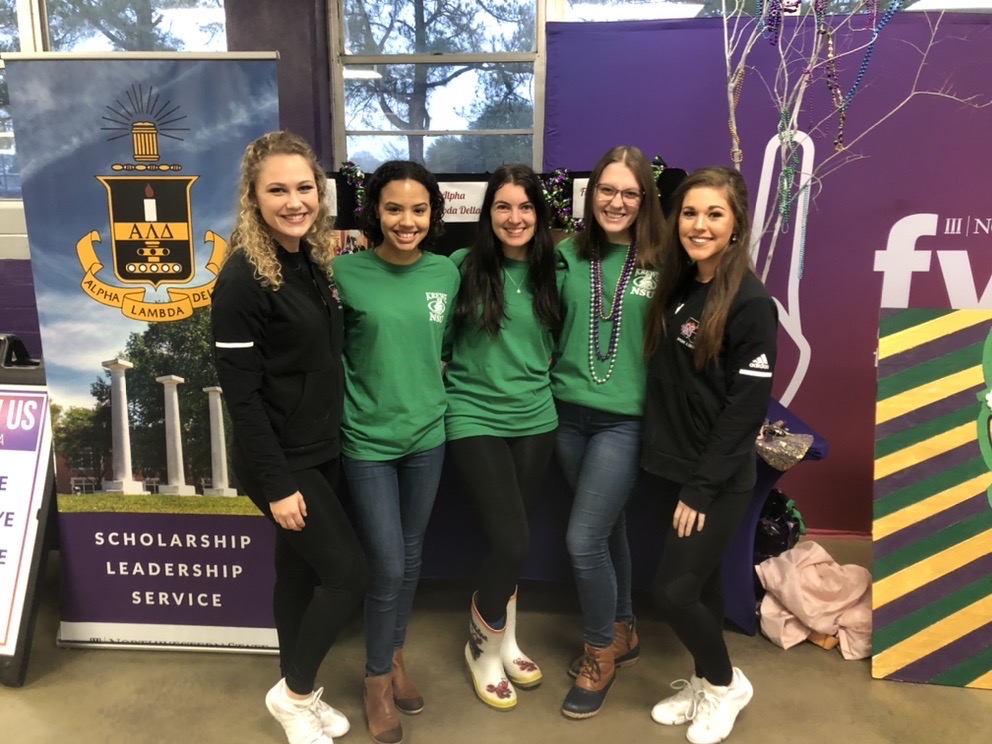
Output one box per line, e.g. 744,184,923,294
755,541,872,660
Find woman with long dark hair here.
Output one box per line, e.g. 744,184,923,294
445,164,561,710
642,166,777,744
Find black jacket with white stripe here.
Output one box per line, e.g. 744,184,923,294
210,242,343,502
641,270,778,513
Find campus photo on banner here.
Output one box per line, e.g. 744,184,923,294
4,54,281,650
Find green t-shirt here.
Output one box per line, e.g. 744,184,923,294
332,248,461,459
444,248,557,440
551,236,658,416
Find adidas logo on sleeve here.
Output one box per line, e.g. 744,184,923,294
740,354,772,378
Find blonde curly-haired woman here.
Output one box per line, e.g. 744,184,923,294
211,131,369,744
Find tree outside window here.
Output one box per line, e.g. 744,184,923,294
0,1,226,200
339,0,536,171
46,0,226,52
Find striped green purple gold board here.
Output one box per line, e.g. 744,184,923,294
873,308,992,688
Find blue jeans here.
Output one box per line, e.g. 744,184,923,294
556,401,640,648
343,444,445,675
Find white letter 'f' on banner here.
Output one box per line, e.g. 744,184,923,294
874,213,937,308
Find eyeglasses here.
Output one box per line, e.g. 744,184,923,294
595,184,643,205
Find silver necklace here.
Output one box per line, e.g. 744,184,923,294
504,269,525,294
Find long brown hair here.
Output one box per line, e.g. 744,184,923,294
575,145,665,269
226,131,334,289
644,166,756,368
454,164,560,336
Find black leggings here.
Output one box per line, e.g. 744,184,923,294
649,473,751,687
236,456,369,695
447,431,557,624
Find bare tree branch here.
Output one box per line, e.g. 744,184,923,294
723,6,990,281
718,5,991,405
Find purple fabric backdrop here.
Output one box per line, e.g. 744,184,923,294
0,260,42,357
545,13,992,534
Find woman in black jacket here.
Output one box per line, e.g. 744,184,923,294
641,167,777,744
211,131,368,744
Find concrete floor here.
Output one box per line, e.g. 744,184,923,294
2,538,990,744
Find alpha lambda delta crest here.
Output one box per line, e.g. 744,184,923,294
97,176,196,285
77,84,227,322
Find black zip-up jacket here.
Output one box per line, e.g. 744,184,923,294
210,241,343,502
641,271,778,512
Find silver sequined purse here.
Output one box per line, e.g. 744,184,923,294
755,420,814,471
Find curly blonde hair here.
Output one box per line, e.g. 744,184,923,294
226,131,335,289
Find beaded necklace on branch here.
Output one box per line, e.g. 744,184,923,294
814,0,904,151
588,242,637,385
758,0,784,45
842,0,904,110
729,67,746,164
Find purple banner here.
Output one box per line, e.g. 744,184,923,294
0,392,45,451
59,512,275,629
0,261,41,359
545,13,992,534
0,384,49,657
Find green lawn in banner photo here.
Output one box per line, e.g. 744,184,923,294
57,494,260,516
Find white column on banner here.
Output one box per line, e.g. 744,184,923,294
202,386,236,496
101,358,145,494
155,375,196,495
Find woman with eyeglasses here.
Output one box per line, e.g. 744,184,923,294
444,164,561,710
642,167,776,744
552,145,666,719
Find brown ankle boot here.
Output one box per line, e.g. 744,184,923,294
561,643,616,719
364,673,403,744
568,617,640,678
612,617,640,667
391,648,424,714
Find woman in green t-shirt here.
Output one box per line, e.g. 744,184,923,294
333,161,460,744
445,164,561,710
552,145,666,719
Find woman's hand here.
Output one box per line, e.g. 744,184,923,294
270,491,307,531
673,500,705,538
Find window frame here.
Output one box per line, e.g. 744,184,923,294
328,0,550,170
16,0,48,53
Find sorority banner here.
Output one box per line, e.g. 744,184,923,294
544,13,992,534
4,54,281,650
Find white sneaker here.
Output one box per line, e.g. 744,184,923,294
686,668,753,744
651,675,703,725
311,686,350,739
265,678,333,744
